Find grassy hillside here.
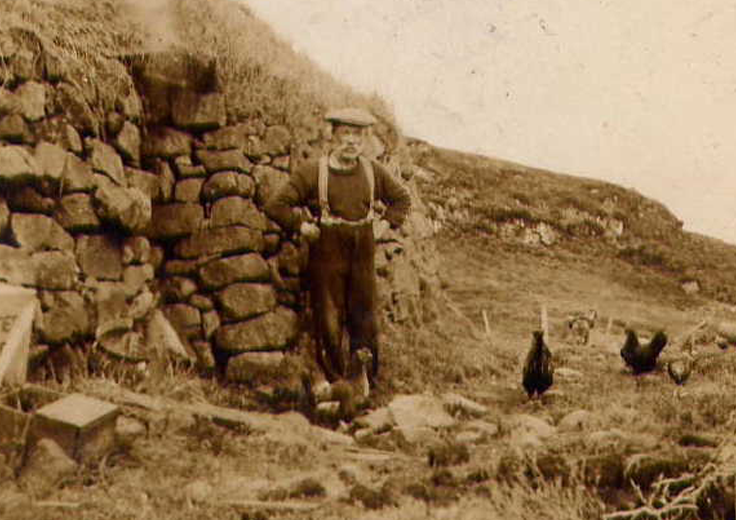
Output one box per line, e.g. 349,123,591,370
0,0,399,144
409,140,736,307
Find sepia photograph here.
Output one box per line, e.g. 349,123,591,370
0,0,734,518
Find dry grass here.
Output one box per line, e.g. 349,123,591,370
0,0,399,145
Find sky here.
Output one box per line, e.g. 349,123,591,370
241,0,736,244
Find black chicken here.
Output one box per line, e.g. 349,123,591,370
620,329,669,374
522,330,554,399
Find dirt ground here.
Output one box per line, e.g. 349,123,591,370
2,233,735,520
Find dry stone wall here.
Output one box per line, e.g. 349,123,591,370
0,43,439,378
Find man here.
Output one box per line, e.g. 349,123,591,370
265,107,411,385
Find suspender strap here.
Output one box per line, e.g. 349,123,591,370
318,155,375,226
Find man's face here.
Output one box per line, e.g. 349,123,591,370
333,124,367,161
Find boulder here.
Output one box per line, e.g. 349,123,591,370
10,213,74,252
195,148,252,173
263,125,291,155
388,395,456,439
14,80,45,121
122,236,151,265
39,291,90,343
76,234,123,281
0,113,32,143
174,226,264,259
172,90,226,131
173,155,207,178
201,171,255,200
87,138,125,186
0,145,40,182
174,178,204,203
114,121,141,166
210,196,267,230
62,153,96,193
6,186,55,214
122,264,154,296
33,141,66,181
215,306,298,352
125,166,160,201
141,126,192,158
197,253,270,289
94,182,151,234
54,194,101,232
0,246,34,286
160,276,198,303
19,438,77,497
32,251,79,290
252,165,289,206
226,351,284,383
162,303,201,341
148,203,204,239
217,283,277,321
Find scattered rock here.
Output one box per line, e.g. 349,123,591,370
19,438,78,497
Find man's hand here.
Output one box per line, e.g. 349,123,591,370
372,219,391,240
300,221,321,242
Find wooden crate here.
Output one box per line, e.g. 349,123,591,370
32,393,120,463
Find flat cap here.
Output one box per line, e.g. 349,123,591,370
324,107,377,127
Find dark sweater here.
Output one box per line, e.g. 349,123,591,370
265,157,411,233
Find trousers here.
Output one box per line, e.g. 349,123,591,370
307,222,379,381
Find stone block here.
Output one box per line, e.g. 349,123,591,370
162,304,201,340
39,291,90,344
114,121,141,166
32,251,79,290
210,196,267,230
263,125,291,155
195,149,252,173
14,81,45,121
32,393,120,463
174,178,204,202
10,213,74,252
172,90,226,131
198,253,270,289
201,171,254,200
173,155,207,178
141,126,192,158
122,236,151,265
215,306,298,353
174,225,264,259
201,124,248,150
226,351,284,383
87,138,125,186
94,183,151,234
33,141,66,181
76,235,123,280
252,165,289,206
0,114,32,144
62,153,96,193
54,194,101,232
217,283,276,321
125,166,160,201
0,145,40,182
149,203,204,239
6,186,55,214
160,276,198,303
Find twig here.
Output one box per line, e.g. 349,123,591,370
482,309,491,338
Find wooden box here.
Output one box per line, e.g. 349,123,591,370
32,393,120,463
